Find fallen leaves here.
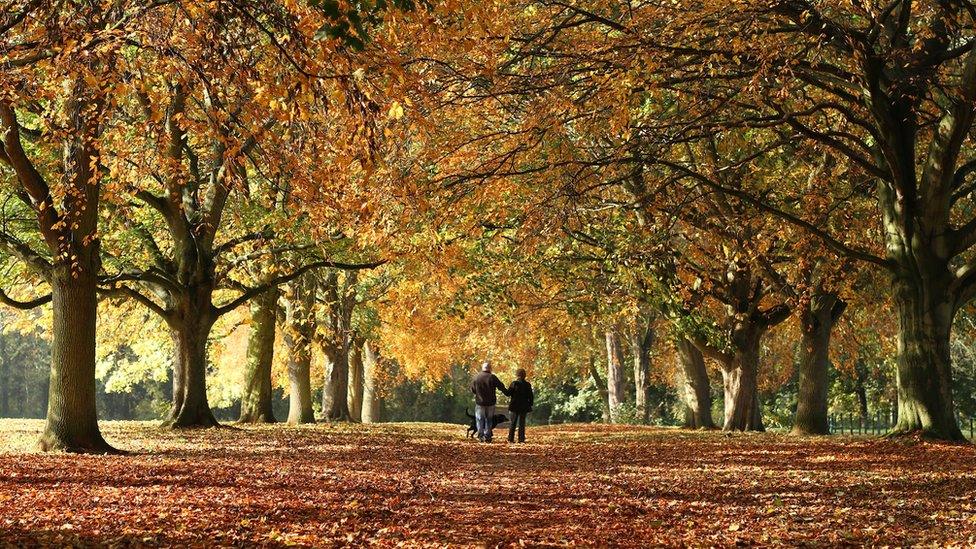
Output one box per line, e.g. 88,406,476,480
0,420,975,547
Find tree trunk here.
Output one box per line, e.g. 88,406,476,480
675,336,714,429
888,274,964,439
721,361,763,432
283,276,316,425
321,348,336,416
38,270,115,453
605,329,625,423
720,326,764,432
238,287,278,423
285,333,315,424
855,372,869,430
319,338,349,420
321,270,355,422
166,300,219,429
362,340,382,423
348,339,364,422
794,293,845,435
325,342,351,421
587,354,610,422
630,319,654,424
0,333,9,417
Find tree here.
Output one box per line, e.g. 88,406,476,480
794,289,847,435
238,285,279,423
361,340,383,423
684,260,791,432
605,327,626,423
319,270,358,421
97,6,281,427
640,1,976,439
348,335,365,422
97,2,385,427
0,1,156,451
674,336,714,429
630,316,655,423
282,274,317,424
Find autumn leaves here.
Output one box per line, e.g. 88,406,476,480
2,1,976,453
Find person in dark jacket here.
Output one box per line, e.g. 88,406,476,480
507,368,534,443
471,361,510,442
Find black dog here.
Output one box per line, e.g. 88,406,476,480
465,409,509,438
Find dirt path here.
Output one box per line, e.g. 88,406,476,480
1,420,974,547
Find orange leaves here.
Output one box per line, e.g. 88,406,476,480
2,421,976,546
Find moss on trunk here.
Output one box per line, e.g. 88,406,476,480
238,288,278,424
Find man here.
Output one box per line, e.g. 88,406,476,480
507,368,534,443
471,361,509,442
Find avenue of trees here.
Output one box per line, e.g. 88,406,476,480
1,0,976,453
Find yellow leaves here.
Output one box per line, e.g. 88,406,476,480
388,101,405,120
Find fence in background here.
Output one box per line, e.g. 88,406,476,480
828,412,976,439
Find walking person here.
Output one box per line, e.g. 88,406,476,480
471,361,509,443
507,368,534,443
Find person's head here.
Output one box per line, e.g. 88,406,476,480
516,368,526,380
481,361,492,372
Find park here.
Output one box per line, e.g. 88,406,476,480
2,0,976,546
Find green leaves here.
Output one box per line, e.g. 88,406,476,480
311,0,423,50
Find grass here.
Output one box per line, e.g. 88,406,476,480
1,419,975,547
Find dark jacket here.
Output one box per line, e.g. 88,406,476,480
507,379,534,414
471,371,509,406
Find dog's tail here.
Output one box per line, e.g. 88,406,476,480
465,408,476,419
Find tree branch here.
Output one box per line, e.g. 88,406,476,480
0,288,50,309
654,158,893,268
98,285,169,319
213,258,386,317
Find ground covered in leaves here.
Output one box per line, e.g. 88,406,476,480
1,420,975,547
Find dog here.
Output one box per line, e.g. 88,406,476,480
465,408,509,438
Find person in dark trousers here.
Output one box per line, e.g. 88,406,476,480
471,361,510,442
507,368,533,443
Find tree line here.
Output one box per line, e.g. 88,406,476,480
385,0,976,441
2,0,976,452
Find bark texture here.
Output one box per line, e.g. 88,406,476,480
238,287,278,423
320,270,357,421
166,305,219,429
38,270,114,453
719,323,765,432
675,336,714,429
320,344,339,418
605,329,625,423
361,341,382,423
587,355,610,422
793,293,845,435
630,318,654,423
283,275,316,424
887,273,964,439
325,349,351,421
348,338,364,422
